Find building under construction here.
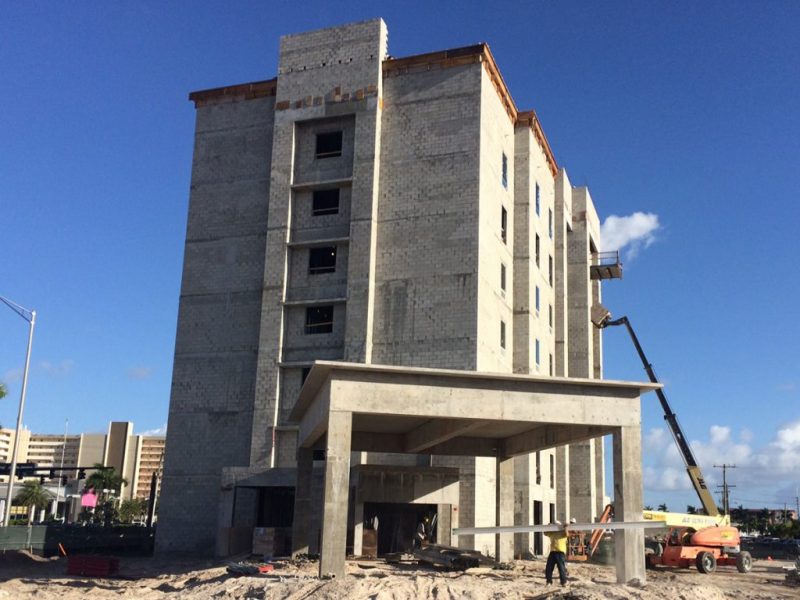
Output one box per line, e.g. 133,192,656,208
156,18,650,582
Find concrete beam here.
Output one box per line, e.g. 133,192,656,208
297,381,331,448
328,377,641,428
502,424,612,457
420,436,499,457
349,432,498,457
404,419,489,453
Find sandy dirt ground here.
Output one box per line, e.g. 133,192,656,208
0,551,797,600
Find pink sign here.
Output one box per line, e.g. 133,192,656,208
81,491,97,508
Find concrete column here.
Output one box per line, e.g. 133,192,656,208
612,426,645,584
319,411,353,579
352,499,364,557
437,503,451,546
495,456,514,562
569,440,597,522
292,447,314,556
555,445,570,522
513,454,531,555
594,436,607,516
553,169,572,377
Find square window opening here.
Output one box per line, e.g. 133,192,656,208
305,305,334,334
315,131,343,158
312,188,340,216
309,246,337,274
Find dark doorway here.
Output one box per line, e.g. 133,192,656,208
363,502,437,555
533,500,543,555
257,486,295,527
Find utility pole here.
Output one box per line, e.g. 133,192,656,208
713,464,737,515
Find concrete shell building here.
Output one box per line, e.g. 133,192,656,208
157,19,641,576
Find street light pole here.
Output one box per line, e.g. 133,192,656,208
0,295,36,527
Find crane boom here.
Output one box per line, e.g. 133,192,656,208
602,315,719,517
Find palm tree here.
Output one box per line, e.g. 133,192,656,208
84,463,128,497
16,480,51,516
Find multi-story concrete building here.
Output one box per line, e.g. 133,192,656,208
131,435,166,500
158,19,622,560
0,422,164,519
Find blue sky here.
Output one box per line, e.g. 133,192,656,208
2,2,798,511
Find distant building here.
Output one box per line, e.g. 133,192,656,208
0,421,165,520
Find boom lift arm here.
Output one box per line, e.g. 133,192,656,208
591,304,719,517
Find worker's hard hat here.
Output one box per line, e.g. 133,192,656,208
569,518,577,524
554,520,562,526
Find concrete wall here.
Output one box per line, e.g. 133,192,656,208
476,66,514,375
565,185,606,522
157,94,275,553
372,62,482,369
251,19,387,478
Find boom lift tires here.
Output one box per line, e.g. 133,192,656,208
736,551,752,573
696,551,717,574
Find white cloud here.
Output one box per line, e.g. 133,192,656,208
600,212,660,259
39,359,74,377
3,368,23,384
138,423,167,436
643,420,800,505
127,366,153,380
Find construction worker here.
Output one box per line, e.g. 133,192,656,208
414,515,429,549
544,518,574,586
